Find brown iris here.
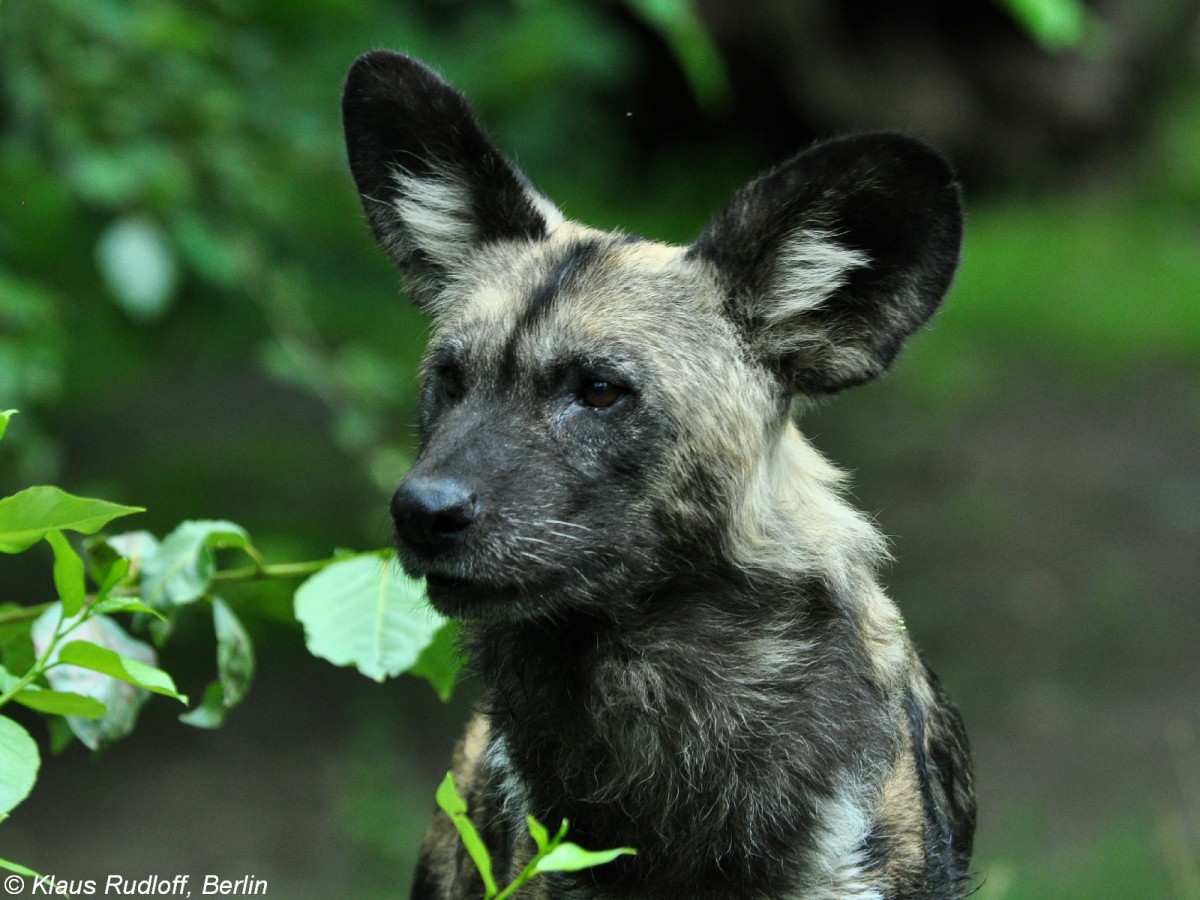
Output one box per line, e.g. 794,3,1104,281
581,379,623,409
438,368,464,401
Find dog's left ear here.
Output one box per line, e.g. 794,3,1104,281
342,50,561,311
689,133,963,395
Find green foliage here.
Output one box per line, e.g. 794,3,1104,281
30,609,168,748
45,530,86,617
95,215,180,322
0,715,38,820
0,488,142,554
436,771,498,896
54,641,186,703
436,772,636,899
619,0,729,109
211,599,254,706
532,827,637,874
9,690,105,719
0,856,39,879
176,596,256,731
140,520,252,611
932,197,1200,387
0,416,462,867
993,0,1113,51
294,554,453,685
994,0,1095,49
408,619,462,702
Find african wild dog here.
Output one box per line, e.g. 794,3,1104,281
342,51,975,899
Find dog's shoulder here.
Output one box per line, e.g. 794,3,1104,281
413,713,525,899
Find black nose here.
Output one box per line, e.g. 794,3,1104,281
391,475,480,556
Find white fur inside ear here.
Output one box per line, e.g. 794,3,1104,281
389,171,563,272
527,189,564,233
760,228,870,323
391,171,477,269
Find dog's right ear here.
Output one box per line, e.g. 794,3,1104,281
689,133,962,396
342,51,561,311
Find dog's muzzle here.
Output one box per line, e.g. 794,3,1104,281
391,474,480,558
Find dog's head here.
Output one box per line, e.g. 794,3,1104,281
342,51,962,621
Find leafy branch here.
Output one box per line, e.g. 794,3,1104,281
436,772,636,899
0,409,462,875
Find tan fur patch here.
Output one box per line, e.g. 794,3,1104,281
876,743,928,880
414,713,494,898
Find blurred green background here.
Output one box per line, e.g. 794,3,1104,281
1,0,1198,896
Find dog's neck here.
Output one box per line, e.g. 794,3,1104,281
462,570,900,895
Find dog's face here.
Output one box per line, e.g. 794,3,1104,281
391,226,769,620
342,51,963,622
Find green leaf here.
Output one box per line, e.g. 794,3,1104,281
213,598,253,708
178,681,228,729
534,842,637,873
11,689,106,719
98,556,132,596
408,620,462,701
100,530,161,575
140,520,250,608
995,0,1090,48
0,619,35,689
295,556,445,683
56,641,186,703
32,607,171,749
0,487,143,554
551,818,569,845
0,856,40,878
436,772,497,897
84,536,134,596
621,0,730,109
0,715,39,817
526,815,550,854
90,595,166,621
164,596,250,731
0,409,15,443
95,214,179,322
435,770,468,817
45,530,86,617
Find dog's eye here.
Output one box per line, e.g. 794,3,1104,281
580,379,625,409
437,368,464,402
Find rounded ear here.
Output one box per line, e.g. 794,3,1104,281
688,133,963,395
341,51,562,310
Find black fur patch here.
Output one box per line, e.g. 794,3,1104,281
408,865,441,900
342,51,550,290
906,687,955,897
688,132,962,395
498,239,603,384
921,665,978,880
465,571,895,896
518,239,602,332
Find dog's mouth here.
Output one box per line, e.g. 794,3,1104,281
423,572,539,620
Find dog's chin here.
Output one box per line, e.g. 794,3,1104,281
423,573,556,622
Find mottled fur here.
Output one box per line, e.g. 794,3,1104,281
342,51,975,899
